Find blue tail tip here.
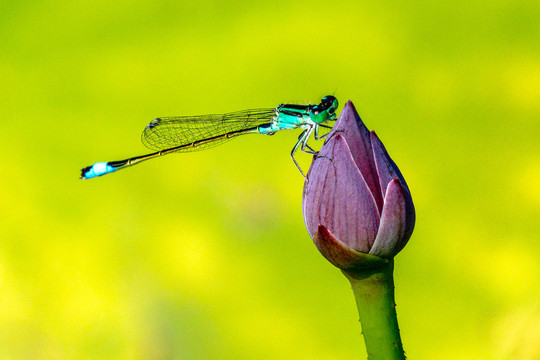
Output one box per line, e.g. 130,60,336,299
80,166,92,179
80,162,114,179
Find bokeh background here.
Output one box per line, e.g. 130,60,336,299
1,0,539,359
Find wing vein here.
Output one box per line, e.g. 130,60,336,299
141,108,276,152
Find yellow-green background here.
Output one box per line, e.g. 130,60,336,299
1,0,538,359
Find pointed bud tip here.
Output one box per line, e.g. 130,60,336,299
342,100,357,113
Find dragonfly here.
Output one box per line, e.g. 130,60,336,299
80,95,339,180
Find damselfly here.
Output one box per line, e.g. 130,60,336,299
80,96,339,179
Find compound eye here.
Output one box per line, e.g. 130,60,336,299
311,105,323,114
320,95,336,109
310,105,329,124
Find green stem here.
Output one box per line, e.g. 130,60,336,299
343,260,405,360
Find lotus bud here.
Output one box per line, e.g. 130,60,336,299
303,101,415,269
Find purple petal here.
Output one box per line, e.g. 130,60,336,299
371,131,411,198
303,134,380,253
332,101,383,213
369,178,416,258
313,225,389,270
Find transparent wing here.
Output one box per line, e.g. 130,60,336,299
141,108,277,152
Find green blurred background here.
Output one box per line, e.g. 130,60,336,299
1,0,539,359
